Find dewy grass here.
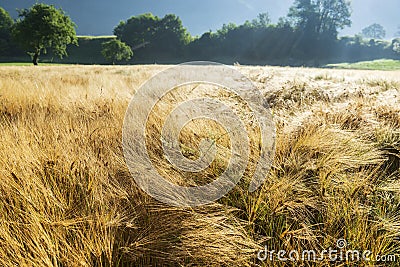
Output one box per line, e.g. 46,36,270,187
0,65,399,266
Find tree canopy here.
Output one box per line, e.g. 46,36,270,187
361,23,386,39
250,13,271,29
288,0,352,39
101,39,133,64
0,7,13,36
0,7,13,55
114,13,190,61
285,0,352,61
12,3,78,65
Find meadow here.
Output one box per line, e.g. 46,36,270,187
326,59,400,71
0,65,399,266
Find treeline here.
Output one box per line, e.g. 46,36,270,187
110,0,400,66
1,0,400,66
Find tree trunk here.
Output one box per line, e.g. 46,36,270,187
32,50,39,66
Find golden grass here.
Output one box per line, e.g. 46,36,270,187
0,65,399,266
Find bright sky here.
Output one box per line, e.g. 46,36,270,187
2,0,399,38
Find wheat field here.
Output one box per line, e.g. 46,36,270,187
0,65,399,266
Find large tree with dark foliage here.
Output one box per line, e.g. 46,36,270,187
287,0,351,61
114,13,190,62
114,13,158,49
12,4,77,65
0,7,13,56
288,0,352,39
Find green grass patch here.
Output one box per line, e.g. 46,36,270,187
325,59,400,71
0,62,71,66
0,62,33,66
77,35,116,40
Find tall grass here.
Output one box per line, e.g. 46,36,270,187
0,65,399,266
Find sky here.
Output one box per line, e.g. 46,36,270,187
1,0,399,38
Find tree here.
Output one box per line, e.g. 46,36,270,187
114,13,190,61
114,13,158,49
101,39,133,64
12,4,77,65
288,0,352,39
0,7,13,55
287,0,351,61
216,23,237,37
361,23,386,39
250,13,271,29
154,14,191,57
